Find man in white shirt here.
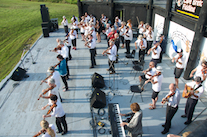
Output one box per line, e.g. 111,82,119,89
102,40,117,74
135,35,147,62
139,61,156,87
143,26,153,53
85,35,96,68
172,49,185,88
124,26,133,54
69,27,77,50
147,41,162,67
65,36,72,60
43,95,68,135
147,66,163,110
161,83,180,134
119,21,126,48
190,60,207,81
61,16,69,35
181,76,203,125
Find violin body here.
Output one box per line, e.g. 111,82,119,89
161,92,175,104
46,103,57,115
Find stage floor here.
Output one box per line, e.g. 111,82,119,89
0,25,206,137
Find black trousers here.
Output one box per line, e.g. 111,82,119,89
139,49,146,61
64,26,68,34
67,46,72,59
164,105,178,132
151,58,159,67
61,75,68,90
90,49,96,67
146,41,153,53
65,58,69,77
185,98,198,122
56,114,68,133
125,40,131,54
120,36,125,44
72,38,76,47
108,59,115,73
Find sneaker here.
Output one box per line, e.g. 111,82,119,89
61,131,67,135
181,115,187,118
184,121,192,125
161,130,169,134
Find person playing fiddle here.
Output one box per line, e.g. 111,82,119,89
102,40,117,74
161,83,180,134
139,61,156,87
147,66,163,110
39,78,60,105
69,27,77,50
147,41,162,67
172,48,185,88
135,35,147,62
189,59,207,82
85,34,96,69
43,95,68,135
33,120,56,137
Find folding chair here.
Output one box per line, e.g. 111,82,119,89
125,50,136,65
131,60,145,79
128,85,143,102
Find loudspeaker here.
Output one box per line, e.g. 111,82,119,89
42,27,49,37
40,5,50,22
90,88,106,108
92,72,105,88
11,67,27,81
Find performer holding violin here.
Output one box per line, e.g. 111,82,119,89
161,83,180,134
139,61,156,87
33,120,56,137
172,48,185,88
85,34,96,69
102,40,117,74
181,76,203,125
43,95,68,135
147,41,162,67
147,66,163,110
189,59,207,82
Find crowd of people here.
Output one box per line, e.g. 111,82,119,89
33,12,207,137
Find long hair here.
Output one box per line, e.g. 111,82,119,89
40,120,55,137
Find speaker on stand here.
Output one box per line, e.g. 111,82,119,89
90,88,106,108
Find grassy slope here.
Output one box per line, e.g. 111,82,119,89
0,0,78,81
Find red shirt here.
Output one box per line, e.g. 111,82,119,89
107,30,117,40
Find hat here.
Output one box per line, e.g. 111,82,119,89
194,76,201,82
48,78,55,84
63,16,66,18
156,66,163,72
177,48,183,53
138,35,143,40
47,66,55,73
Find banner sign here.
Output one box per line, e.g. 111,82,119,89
175,0,203,19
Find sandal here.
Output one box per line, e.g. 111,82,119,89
149,104,153,106
149,107,156,110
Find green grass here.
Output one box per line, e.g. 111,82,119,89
0,0,78,82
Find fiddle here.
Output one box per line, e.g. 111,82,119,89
175,54,183,64
50,45,61,52
202,68,207,75
161,92,175,104
40,74,52,85
46,103,57,115
38,86,55,100
33,129,46,137
102,47,112,55
53,61,61,68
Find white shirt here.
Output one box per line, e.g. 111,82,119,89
69,30,77,40
105,27,111,36
48,86,59,105
57,45,69,59
174,54,185,69
84,26,89,36
42,124,57,137
145,67,156,79
51,71,61,89
166,88,180,108
50,100,65,117
65,37,71,47
61,19,68,26
108,45,117,61
144,30,154,41
119,26,126,36
85,15,90,22
80,25,85,33
135,38,147,50
71,16,78,22
72,21,78,29
151,45,162,59
91,31,96,40
152,74,163,92
194,65,207,81
88,39,96,49
124,29,133,41
138,24,145,34
186,81,203,99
